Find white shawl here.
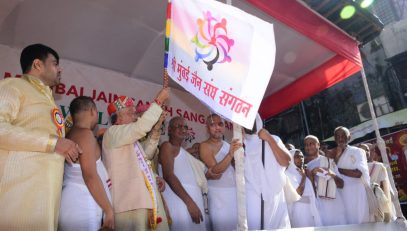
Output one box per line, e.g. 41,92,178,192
244,114,286,202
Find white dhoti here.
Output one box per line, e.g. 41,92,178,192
58,159,111,231
208,141,237,231
289,197,318,228
208,187,237,231
338,146,370,224
286,150,321,228
161,148,206,231
244,114,290,230
307,155,347,226
315,195,347,226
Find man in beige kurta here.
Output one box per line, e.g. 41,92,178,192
0,44,82,230
102,88,169,231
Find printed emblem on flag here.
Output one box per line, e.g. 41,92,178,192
191,11,234,71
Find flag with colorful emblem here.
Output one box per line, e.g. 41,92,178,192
164,0,275,128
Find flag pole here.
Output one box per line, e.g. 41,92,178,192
233,123,248,231
360,63,405,221
163,0,171,88
227,0,248,228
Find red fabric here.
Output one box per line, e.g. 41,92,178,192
246,0,363,118
259,55,361,117
107,96,135,116
246,0,362,67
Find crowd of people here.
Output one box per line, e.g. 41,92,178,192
0,44,398,231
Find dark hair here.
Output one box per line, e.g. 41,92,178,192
69,96,96,117
110,113,118,125
20,44,59,73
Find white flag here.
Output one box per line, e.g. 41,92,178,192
165,0,275,128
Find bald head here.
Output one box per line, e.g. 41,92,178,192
334,126,350,137
169,116,184,128
334,126,351,148
304,135,319,144
206,114,223,126
168,116,187,139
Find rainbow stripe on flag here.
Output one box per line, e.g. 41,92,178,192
164,0,171,72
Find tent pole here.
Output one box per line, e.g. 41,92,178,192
360,64,405,220
260,119,265,229
300,101,310,135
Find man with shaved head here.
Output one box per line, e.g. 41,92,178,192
305,135,347,226
334,126,370,224
159,116,207,231
199,114,241,231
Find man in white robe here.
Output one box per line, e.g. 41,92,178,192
305,135,347,226
160,116,207,231
200,114,240,231
244,114,291,229
286,149,322,228
360,143,395,222
334,126,370,224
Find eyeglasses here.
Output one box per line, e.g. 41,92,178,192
172,124,188,130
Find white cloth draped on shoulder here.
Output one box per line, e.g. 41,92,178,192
307,155,348,226
244,114,290,229
208,141,237,231
161,148,207,231
337,146,370,224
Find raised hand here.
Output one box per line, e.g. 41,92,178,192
258,128,270,141
155,87,170,105
228,139,242,157
311,167,324,176
297,167,306,177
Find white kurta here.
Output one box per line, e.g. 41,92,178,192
244,115,290,230
58,158,112,231
286,158,321,228
307,155,347,226
161,148,206,231
337,146,370,224
208,141,237,231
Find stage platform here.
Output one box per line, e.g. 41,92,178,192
266,220,407,231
